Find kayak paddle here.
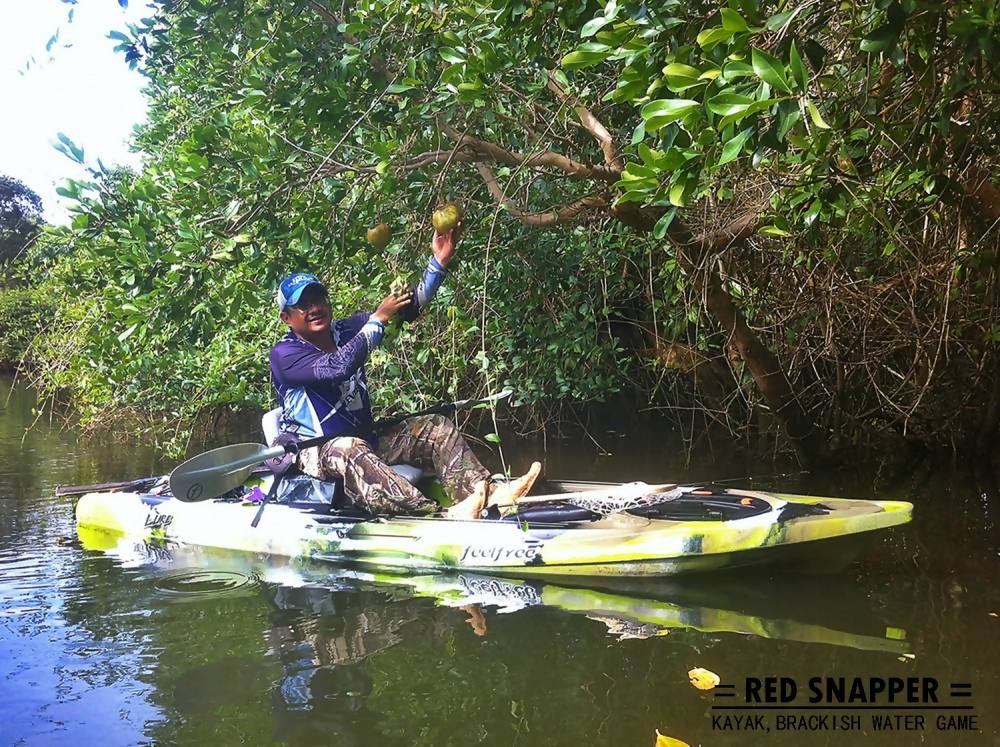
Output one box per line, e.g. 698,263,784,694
169,390,514,502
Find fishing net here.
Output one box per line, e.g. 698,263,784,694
556,484,685,517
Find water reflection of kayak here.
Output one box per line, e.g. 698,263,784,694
74,479,912,577
75,529,910,654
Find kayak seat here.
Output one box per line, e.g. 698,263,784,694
261,407,424,486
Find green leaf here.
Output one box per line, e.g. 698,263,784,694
666,78,706,94
718,97,779,130
653,207,677,239
696,27,735,50
386,83,416,93
718,127,754,165
618,189,651,204
777,103,802,140
440,64,465,84
662,63,705,92
621,162,657,180
662,63,701,79
661,148,694,171
117,323,139,343
706,92,754,116
439,48,466,64
484,432,501,443
765,10,795,31
751,48,792,94
669,179,690,207
640,98,699,129
561,42,611,69
860,24,901,53
56,132,85,163
630,121,646,145
605,77,648,102
789,42,809,91
805,99,830,129
758,225,791,237
580,16,610,37
803,200,821,225
720,8,749,33
721,61,755,82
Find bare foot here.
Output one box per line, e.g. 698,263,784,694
487,461,542,508
445,480,487,520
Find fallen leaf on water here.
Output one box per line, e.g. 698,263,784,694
688,667,721,690
655,729,691,747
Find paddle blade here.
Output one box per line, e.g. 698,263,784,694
169,443,272,502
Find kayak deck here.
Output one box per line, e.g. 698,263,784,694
74,479,913,577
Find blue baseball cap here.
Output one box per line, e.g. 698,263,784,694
277,273,326,310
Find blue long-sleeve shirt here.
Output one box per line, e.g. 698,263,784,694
269,256,447,444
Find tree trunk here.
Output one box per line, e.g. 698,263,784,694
609,203,827,464
668,216,826,466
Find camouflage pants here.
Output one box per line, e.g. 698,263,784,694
297,414,490,515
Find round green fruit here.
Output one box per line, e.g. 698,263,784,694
389,276,409,298
366,223,392,249
431,201,464,233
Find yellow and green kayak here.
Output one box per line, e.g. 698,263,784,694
75,479,912,577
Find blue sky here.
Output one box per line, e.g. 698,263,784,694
0,1,149,223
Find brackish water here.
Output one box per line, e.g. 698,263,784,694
1,378,998,746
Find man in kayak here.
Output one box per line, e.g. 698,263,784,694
269,222,540,519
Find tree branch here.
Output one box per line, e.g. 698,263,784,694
474,163,608,226
703,210,762,252
546,70,623,172
438,118,619,182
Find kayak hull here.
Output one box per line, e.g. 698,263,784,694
74,482,912,578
